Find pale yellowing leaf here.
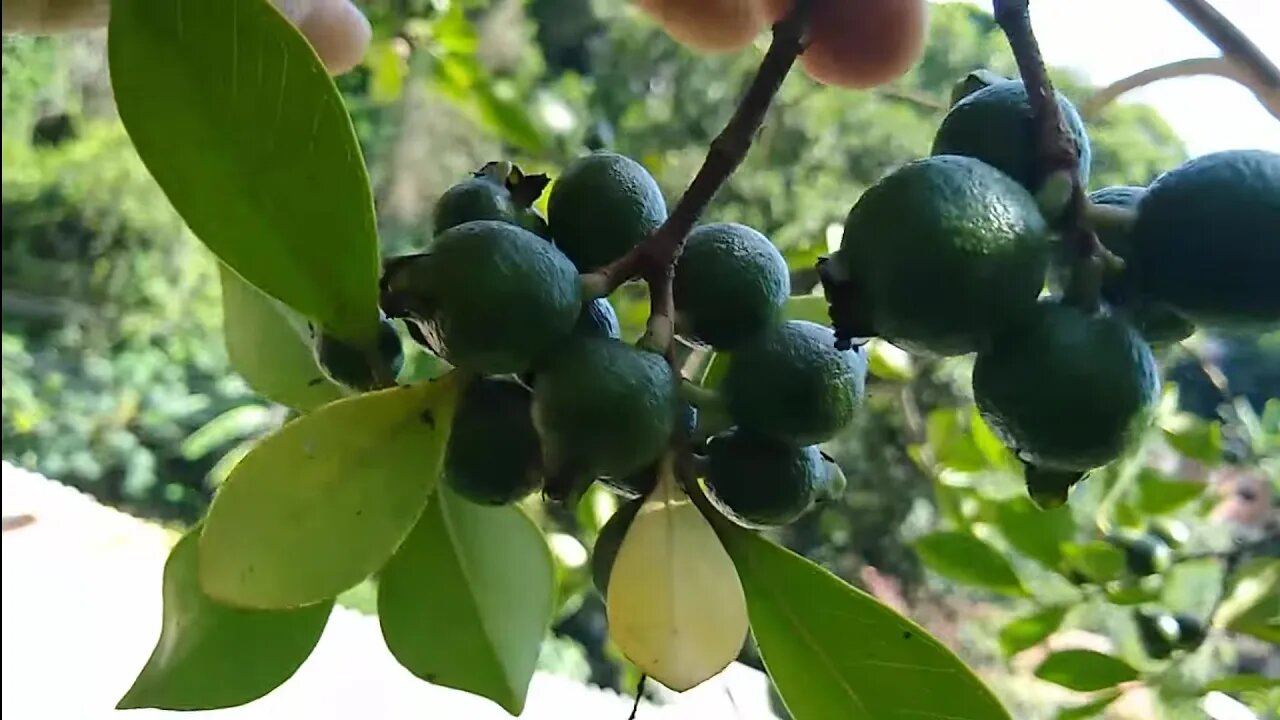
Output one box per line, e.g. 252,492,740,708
606,468,748,691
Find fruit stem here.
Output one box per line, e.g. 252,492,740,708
992,0,1103,309
581,0,813,356
1083,201,1138,240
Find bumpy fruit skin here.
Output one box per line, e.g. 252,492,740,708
762,0,927,89
723,320,867,446
433,177,553,240
380,221,581,374
575,298,622,339
547,152,667,271
674,222,790,349
444,378,543,506
1131,149,1280,329
932,79,1091,191
432,178,519,235
828,155,1051,356
313,316,403,391
603,405,697,498
636,0,765,53
975,302,1159,471
532,338,679,480
1085,186,1195,344
591,498,643,599
704,428,824,528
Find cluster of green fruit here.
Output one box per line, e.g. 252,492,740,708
311,154,865,538
307,150,879,690
818,72,1280,508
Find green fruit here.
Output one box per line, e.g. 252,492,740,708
547,152,667,271
1022,463,1086,510
517,207,552,239
312,316,403,391
444,378,542,505
723,320,867,446
822,155,1051,356
704,428,825,528
1171,614,1207,651
1134,611,1177,660
591,498,643,599
1131,149,1280,328
974,301,1160,471
1108,532,1173,577
532,337,679,483
815,455,847,503
575,297,622,339
433,168,552,239
1080,186,1195,344
380,221,581,374
932,79,1092,190
432,177,519,235
673,222,790,349
602,466,656,500
948,69,1007,107
603,405,697,498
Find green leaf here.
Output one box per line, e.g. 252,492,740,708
109,0,381,343
781,294,830,325
1034,650,1138,692
1103,581,1161,606
718,526,1011,720
1203,674,1280,694
867,339,915,382
1214,558,1280,643
378,487,554,715
1061,541,1125,584
1134,470,1205,515
926,409,989,473
199,373,464,609
181,403,274,460
1055,691,1121,719
999,606,1068,658
914,531,1026,597
220,265,344,411
1161,558,1223,618
1160,414,1222,464
970,408,1013,467
993,496,1075,571
119,527,332,710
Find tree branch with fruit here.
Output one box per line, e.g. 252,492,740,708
19,0,1276,715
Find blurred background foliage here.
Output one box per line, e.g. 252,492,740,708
2,1,1276,717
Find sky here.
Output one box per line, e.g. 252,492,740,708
937,0,1280,157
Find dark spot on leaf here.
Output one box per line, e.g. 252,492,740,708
420,410,435,427
902,631,913,640
308,377,326,387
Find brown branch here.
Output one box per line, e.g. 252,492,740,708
992,0,1099,270
1083,56,1280,121
1164,0,1280,92
582,2,812,351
